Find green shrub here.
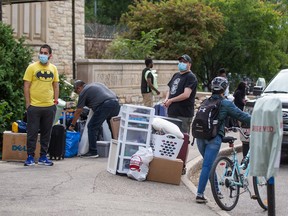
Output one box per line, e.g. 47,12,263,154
0,101,13,134
0,101,13,154
0,22,33,146
59,74,74,102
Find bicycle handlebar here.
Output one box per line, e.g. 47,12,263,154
227,127,250,140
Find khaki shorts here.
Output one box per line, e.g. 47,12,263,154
174,116,192,134
142,92,153,107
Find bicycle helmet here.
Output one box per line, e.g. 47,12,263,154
211,76,228,91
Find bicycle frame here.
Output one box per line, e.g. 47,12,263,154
229,147,250,190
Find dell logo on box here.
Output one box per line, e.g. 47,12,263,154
12,145,27,151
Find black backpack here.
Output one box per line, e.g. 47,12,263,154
192,96,223,140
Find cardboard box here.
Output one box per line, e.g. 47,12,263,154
110,116,120,139
147,157,183,185
2,131,41,161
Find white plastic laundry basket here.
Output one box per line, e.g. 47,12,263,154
151,133,184,160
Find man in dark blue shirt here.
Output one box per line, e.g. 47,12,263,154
68,80,120,157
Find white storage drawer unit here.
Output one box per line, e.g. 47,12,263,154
117,104,155,174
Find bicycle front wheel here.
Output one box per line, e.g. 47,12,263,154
210,156,240,211
253,176,268,210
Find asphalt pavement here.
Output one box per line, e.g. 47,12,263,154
1,130,285,216
0,141,225,216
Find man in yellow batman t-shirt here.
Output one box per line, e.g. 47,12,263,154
23,44,59,166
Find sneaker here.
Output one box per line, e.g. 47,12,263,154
24,155,35,166
81,152,99,158
196,195,208,203
38,155,54,166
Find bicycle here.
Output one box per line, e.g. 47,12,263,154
209,127,268,211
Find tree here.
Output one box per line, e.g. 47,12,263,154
120,0,226,61
197,0,288,90
85,0,132,24
104,28,163,59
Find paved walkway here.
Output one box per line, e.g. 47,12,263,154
0,159,217,216
0,132,241,216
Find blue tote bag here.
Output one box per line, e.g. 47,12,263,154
65,131,81,158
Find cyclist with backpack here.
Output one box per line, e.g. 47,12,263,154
194,76,251,203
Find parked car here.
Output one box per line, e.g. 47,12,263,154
240,69,288,160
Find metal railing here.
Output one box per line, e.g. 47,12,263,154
85,23,128,39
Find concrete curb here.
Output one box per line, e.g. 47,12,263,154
181,144,242,216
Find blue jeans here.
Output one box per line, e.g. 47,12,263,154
196,135,222,196
88,99,120,154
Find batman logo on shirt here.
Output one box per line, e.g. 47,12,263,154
36,70,54,81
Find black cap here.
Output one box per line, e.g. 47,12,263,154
178,54,192,63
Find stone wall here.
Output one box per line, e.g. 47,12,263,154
75,59,212,106
85,38,112,59
48,0,85,76
76,59,177,105
2,1,85,77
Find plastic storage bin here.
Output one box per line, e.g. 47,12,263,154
117,158,131,173
116,104,155,174
118,128,148,144
121,104,153,115
97,141,110,157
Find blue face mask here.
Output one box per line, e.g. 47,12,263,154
178,62,187,72
38,54,49,64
